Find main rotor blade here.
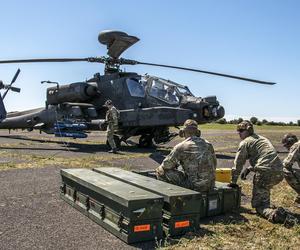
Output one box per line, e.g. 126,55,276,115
134,61,276,85
10,68,20,84
0,58,92,64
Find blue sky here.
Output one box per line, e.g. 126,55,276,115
0,0,299,122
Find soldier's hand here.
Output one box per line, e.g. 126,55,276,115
155,166,165,176
241,168,250,180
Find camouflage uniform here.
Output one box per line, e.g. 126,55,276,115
283,141,300,202
157,136,217,192
105,105,119,150
232,133,283,220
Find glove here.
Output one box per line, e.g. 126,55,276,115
155,165,165,176
241,168,251,180
228,183,239,189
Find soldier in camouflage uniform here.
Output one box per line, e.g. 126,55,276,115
230,120,289,223
282,133,300,207
104,100,119,154
155,119,217,192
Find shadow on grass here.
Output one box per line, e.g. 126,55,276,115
132,227,215,249
200,209,250,226
137,210,250,248
0,135,167,155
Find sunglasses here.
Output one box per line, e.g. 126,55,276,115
237,129,246,133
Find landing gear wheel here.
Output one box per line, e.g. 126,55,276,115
106,135,121,149
138,135,154,148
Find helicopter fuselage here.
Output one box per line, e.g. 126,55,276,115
0,72,225,146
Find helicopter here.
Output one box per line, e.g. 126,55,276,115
0,30,276,147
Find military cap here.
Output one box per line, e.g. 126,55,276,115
179,119,201,137
183,119,199,130
237,120,254,134
282,133,298,148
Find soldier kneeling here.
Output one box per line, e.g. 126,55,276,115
155,119,217,192
231,120,298,226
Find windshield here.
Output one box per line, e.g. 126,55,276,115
126,78,145,97
149,79,180,104
176,85,191,96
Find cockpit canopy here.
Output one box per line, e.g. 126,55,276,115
145,76,193,104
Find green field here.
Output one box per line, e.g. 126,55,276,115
200,123,300,131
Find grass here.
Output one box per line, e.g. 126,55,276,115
163,180,300,250
200,123,300,131
0,150,153,170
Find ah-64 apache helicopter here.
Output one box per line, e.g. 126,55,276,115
0,30,275,147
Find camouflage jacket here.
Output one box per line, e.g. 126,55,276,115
283,141,300,169
232,133,282,183
105,106,119,126
160,136,217,186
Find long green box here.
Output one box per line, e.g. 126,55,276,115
93,167,201,236
60,169,164,244
128,169,241,219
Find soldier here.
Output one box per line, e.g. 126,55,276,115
230,120,298,225
155,119,217,192
104,99,119,153
281,133,300,207
164,86,178,103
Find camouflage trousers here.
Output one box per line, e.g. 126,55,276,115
157,169,214,192
252,170,284,221
283,167,300,199
107,123,117,149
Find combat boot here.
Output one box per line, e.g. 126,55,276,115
271,207,299,228
108,148,118,154
270,207,286,224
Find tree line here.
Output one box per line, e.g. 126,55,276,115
216,117,300,126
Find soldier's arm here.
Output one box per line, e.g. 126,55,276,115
112,109,119,125
283,144,299,169
160,145,181,170
232,141,248,183
105,110,109,122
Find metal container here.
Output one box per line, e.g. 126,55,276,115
215,181,241,213
60,169,164,244
93,167,201,236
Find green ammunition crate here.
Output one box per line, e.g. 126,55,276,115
199,189,223,218
60,169,164,244
94,167,201,236
215,182,241,213
199,182,241,218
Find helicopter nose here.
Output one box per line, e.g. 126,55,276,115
202,105,225,120
213,105,225,118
